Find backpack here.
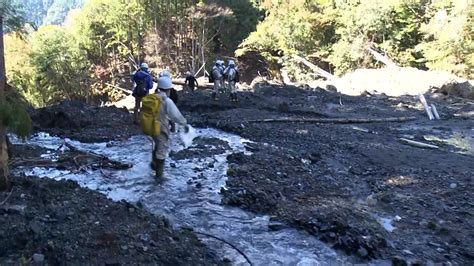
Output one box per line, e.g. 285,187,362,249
133,72,149,97
140,94,162,136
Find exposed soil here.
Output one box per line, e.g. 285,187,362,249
30,100,141,143
177,86,474,264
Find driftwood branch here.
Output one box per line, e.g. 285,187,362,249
419,94,435,120
0,188,14,205
195,231,253,266
367,47,398,67
431,104,440,119
293,55,336,81
172,78,213,89
105,83,132,95
399,138,439,149
240,116,416,124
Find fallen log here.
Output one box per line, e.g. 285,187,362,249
399,138,439,149
241,116,416,124
171,78,214,89
105,83,132,95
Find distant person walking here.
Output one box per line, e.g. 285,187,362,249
132,63,153,124
224,60,239,102
211,60,224,100
185,71,199,92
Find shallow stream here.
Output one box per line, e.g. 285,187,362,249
13,129,347,265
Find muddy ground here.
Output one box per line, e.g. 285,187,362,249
2,143,222,264
176,85,474,264
8,84,474,264
29,100,141,143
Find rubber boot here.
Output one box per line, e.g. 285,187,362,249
155,159,165,181
150,156,157,171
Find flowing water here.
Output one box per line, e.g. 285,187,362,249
13,129,348,265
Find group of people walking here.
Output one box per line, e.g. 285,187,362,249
130,59,239,181
211,59,239,102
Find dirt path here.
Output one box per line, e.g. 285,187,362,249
178,85,474,264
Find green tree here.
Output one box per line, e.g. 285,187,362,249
4,34,38,106
0,0,32,189
417,1,473,78
237,0,336,80
29,25,90,105
74,0,149,70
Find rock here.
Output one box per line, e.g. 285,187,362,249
438,81,474,99
1,204,26,215
357,247,369,258
268,221,289,231
449,183,457,189
170,163,177,168
33,253,45,263
278,102,289,112
392,256,408,266
105,260,120,266
366,194,377,207
29,221,42,235
427,220,438,230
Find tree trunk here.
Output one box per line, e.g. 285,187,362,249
0,16,10,190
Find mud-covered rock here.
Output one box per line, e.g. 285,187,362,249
30,101,140,142
170,137,231,160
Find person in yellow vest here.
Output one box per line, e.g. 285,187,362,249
150,76,189,180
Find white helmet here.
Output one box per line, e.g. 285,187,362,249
160,70,170,77
157,76,173,90
186,71,192,76
140,63,149,70
228,60,235,66
159,70,171,78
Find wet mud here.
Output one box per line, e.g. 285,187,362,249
178,86,474,264
7,84,474,264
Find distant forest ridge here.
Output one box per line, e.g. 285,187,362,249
13,0,85,26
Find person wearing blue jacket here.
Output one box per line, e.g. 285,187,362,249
132,63,153,124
